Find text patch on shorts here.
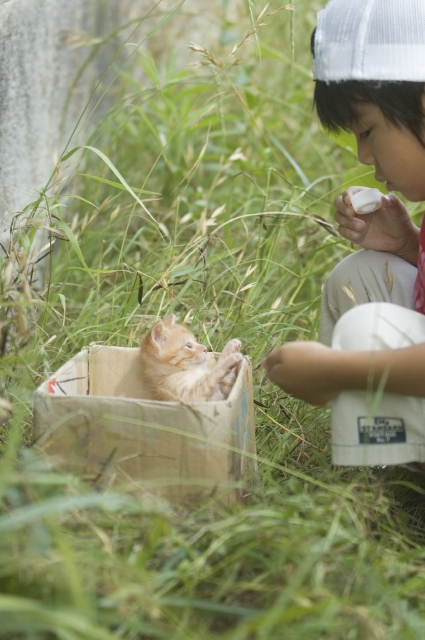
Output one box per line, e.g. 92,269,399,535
358,417,406,444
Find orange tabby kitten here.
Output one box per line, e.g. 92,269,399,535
139,314,243,402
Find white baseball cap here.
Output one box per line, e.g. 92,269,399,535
313,0,425,83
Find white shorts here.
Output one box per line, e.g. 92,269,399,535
331,302,425,466
320,250,425,466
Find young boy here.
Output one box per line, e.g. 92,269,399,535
262,0,425,466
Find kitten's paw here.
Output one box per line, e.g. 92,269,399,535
225,352,243,369
221,339,242,357
216,353,243,399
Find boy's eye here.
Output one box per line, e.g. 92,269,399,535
359,128,373,140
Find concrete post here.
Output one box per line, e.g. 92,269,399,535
0,0,243,262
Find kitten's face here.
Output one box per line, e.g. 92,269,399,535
149,315,208,369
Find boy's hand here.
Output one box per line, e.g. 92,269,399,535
334,187,419,265
262,342,340,406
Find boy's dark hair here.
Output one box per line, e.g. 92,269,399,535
310,28,425,143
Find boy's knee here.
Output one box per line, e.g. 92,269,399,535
323,249,417,312
332,303,382,351
325,250,368,285
323,250,375,311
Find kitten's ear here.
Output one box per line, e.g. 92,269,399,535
151,321,168,346
163,314,176,328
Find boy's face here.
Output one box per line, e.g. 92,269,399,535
350,98,425,202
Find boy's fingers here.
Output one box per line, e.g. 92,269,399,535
381,193,408,215
262,348,286,372
382,194,392,207
262,350,277,369
334,194,348,212
335,195,356,219
337,225,364,243
334,210,365,231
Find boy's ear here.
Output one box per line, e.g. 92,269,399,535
163,314,176,328
151,321,167,346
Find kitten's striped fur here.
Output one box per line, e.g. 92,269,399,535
139,314,242,402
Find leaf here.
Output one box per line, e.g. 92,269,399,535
83,146,162,233
158,596,261,618
138,274,144,305
77,173,159,195
58,293,66,327
146,0,187,38
57,193,98,208
0,595,118,639
211,204,226,219
240,282,257,292
343,165,383,191
0,493,131,533
23,220,67,239
258,42,311,76
170,264,202,278
268,132,310,188
176,127,210,189
54,219,93,279
327,130,357,156
60,146,81,162
245,264,258,278
257,3,270,22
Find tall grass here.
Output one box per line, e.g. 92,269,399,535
1,1,425,638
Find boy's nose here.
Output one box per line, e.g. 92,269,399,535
357,142,375,166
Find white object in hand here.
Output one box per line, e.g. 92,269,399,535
351,188,382,215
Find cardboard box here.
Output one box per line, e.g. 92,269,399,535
33,345,257,504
